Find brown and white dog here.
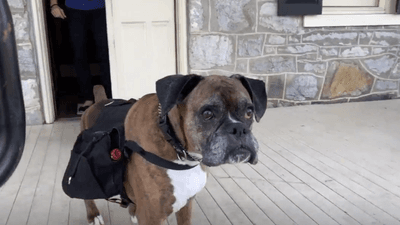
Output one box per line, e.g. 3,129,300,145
80,74,267,225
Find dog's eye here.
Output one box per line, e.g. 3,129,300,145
245,108,253,119
202,110,213,120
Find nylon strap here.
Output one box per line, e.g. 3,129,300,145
124,141,197,170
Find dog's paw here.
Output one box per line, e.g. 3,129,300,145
89,215,104,225
131,216,138,224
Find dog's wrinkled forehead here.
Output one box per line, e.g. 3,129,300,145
184,76,251,110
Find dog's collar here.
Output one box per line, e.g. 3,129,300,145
158,104,202,163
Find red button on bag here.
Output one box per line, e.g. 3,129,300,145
111,148,122,161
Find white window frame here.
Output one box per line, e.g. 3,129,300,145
304,0,400,27
324,0,378,7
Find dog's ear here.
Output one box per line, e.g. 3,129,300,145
231,74,267,122
156,74,204,117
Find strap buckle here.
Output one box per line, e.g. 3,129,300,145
176,150,187,161
106,197,130,208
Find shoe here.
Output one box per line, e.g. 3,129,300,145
77,100,93,115
77,104,89,115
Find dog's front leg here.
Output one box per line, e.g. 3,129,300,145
175,199,193,225
84,200,104,225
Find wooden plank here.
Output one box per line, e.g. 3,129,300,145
195,188,231,225
257,151,303,183
290,182,359,225
68,198,88,224
232,176,295,225
6,124,54,225
257,127,400,222
218,165,283,225
108,201,132,224
216,177,275,225
205,175,254,225
305,137,400,196
220,165,246,178
270,131,375,195
264,107,400,187
250,160,284,183
167,213,177,225
268,125,398,192
325,180,400,225
48,121,80,225
234,164,265,181
192,199,211,225
208,166,230,178
26,125,32,139
272,181,339,225
95,199,112,225
245,129,362,225
238,158,319,225
0,125,43,225
263,128,400,221
254,139,381,225
27,122,64,225
251,179,317,225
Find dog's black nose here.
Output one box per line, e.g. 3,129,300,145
226,123,248,138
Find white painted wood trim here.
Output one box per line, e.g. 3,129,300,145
305,0,399,27
304,14,400,27
322,7,386,15
30,0,55,124
176,0,189,75
324,0,378,7
384,0,397,13
105,1,119,98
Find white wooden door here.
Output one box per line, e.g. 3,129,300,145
324,0,379,7
106,0,176,99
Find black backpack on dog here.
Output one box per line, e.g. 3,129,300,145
62,99,135,200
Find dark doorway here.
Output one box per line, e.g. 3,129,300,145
45,0,108,118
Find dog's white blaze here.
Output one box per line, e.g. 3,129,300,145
227,114,241,124
167,165,207,213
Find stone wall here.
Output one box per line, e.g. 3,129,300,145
188,0,400,108
7,0,44,125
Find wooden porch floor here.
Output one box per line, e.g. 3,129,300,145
1,99,400,225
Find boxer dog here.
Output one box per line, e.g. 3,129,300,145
80,74,267,225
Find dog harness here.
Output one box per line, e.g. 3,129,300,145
62,99,202,208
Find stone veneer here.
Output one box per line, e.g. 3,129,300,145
189,0,400,108
6,0,400,125
7,0,43,124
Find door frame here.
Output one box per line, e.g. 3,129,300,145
31,0,55,124
33,0,188,124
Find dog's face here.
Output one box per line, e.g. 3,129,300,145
156,75,267,167
182,76,259,166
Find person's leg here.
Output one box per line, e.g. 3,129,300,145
91,8,112,99
65,7,94,102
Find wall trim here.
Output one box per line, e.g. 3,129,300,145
304,14,400,27
31,0,55,124
304,0,398,27
176,0,189,74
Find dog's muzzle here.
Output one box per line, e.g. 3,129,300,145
226,145,258,164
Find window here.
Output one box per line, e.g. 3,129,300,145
304,0,400,27
324,0,378,7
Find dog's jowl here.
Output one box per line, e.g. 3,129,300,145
77,74,267,225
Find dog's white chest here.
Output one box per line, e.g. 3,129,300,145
167,165,207,213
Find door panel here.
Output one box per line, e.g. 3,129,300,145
106,0,176,99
